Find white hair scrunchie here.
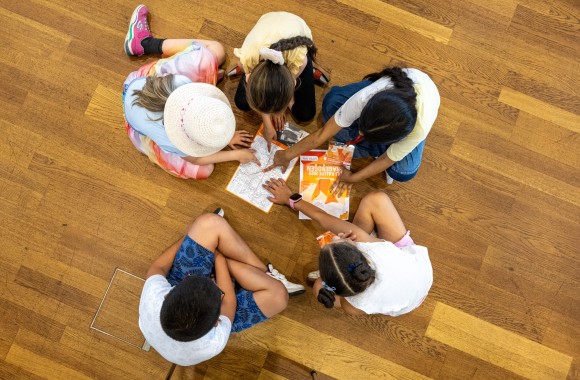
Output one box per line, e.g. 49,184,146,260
259,47,285,65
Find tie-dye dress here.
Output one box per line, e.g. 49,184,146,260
122,42,218,179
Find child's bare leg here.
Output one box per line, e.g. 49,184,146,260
162,39,226,65
225,259,288,317
186,213,266,271
352,191,407,242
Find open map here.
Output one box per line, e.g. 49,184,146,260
226,123,307,212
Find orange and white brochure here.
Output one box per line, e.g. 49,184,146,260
226,124,307,213
298,149,351,220
326,142,354,168
316,231,337,247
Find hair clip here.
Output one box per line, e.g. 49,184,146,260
348,261,363,273
321,281,336,293
259,47,285,65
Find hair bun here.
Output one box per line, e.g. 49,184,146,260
317,288,336,308
352,263,373,282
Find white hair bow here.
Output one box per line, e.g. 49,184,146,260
259,47,285,65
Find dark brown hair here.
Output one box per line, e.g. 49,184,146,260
317,241,376,308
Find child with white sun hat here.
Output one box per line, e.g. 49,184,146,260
123,4,257,179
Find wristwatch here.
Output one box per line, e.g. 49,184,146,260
288,193,303,210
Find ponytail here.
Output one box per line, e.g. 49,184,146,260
363,67,416,105
317,242,375,309
270,36,317,62
318,282,337,309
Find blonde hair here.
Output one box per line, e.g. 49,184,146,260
132,74,177,121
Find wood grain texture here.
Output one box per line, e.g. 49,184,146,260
426,303,573,379
0,0,579,379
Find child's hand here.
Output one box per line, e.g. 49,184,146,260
270,113,286,132
228,130,253,149
263,150,291,173
263,178,293,205
330,168,354,197
262,120,277,152
335,230,358,242
236,149,260,165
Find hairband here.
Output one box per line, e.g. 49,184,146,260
321,281,336,293
259,47,285,65
348,261,363,273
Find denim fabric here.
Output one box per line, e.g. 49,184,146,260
322,80,425,182
166,236,268,332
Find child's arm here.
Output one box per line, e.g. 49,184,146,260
214,252,237,323
263,178,379,243
185,149,259,165
340,298,368,315
329,152,395,197
265,116,342,172
146,237,185,278
340,151,395,184
295,200,372,241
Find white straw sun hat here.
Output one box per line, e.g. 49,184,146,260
164,83,235,157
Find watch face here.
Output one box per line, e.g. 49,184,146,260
290,193,302,201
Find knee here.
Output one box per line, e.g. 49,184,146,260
207,41,226,66
292,106,316,122
268,281,289,315
234,83,251,111
234,94,251,111
387,167,418,182
321,87,342,120
188,212,226,233
361,191,391,208
198,164,214,179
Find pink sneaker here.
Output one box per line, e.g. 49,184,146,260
124,4,152,56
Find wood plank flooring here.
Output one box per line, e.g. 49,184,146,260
1,0,578,379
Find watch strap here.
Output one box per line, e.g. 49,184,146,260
288,194,302,210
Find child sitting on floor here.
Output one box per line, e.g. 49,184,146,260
123,4,256,179
139,208,304,366
267,67,440,189
233,12,322,150
264,178,432,316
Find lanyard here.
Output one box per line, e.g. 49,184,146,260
346,134,365,146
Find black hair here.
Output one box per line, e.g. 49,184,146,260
358,67,417,145
160,275,222,341
317,242,376,308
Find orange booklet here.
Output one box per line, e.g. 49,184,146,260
299,149,350,220
326,142,354,169
316,231,337,247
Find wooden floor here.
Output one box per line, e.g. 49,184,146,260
1,0,578,379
